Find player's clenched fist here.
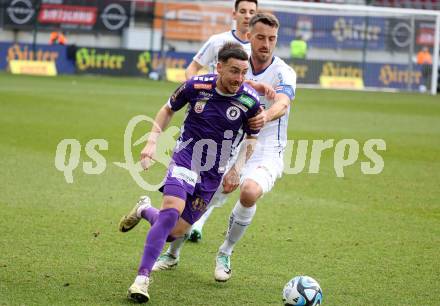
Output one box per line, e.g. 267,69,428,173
248,106,267,130
140,141,156,170
222,167,240,194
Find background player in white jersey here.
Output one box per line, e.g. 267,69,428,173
188,8,294,242
153,13,297,280
185,0,258,80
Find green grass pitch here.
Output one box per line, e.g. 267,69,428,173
0,73,439,305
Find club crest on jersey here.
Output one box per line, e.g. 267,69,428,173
192,197,207,212
194,100,207,113
226,106,240,120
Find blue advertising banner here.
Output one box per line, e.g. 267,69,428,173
0,41,423,91
276,12,386,50
289,58,423,91
74,47,193,77
0,42,75,74
365,63,423,90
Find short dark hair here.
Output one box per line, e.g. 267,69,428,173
218,42,248,63
234,0,258,11
249,12,279,29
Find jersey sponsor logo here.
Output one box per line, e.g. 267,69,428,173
231,101,248,112
226,106,240,121
171,166,198,187
198,91,213,99
238,94,256,109
170,83,186,102
194,83,212,90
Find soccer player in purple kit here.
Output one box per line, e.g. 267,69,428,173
118,42,262,303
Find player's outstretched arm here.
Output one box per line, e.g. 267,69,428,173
248,93,291,131
265,93,290,122
140,104,174,170
185,61,204,80
222,136,257,193
245,80,276,100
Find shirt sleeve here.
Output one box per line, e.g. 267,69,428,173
167,82,190,112
193,36,217,67
275,66,297,100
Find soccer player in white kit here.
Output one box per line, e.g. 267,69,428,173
214,12,296,282
183,0,259,243
185,0,257,80
153,13,297,282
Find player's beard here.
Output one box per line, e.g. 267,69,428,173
254,48,272,64
220,76,241,94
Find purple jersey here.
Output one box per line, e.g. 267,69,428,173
164,74,260,196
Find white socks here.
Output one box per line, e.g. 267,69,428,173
136,203,150,218
219,201,256,256
166,234,187,258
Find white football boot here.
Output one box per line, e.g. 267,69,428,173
214,253,232,282
127,276,150,303
119,196,151,233
152,253,179,271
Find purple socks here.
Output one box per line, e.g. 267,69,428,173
138,208,179,276
141,206,159,225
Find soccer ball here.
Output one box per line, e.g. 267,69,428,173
282,276,323,306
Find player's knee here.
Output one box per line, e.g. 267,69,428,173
240,180,262,206
162,195,185,213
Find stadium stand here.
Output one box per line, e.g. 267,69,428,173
300,0,440,10
371,0,440,10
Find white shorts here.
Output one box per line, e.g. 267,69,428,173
207,150,284,210
240,151,284,194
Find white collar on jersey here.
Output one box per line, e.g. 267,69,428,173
231,30,250,44
249,56,276,76
215,87,237,97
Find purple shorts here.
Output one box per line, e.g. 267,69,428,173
159,164,221,225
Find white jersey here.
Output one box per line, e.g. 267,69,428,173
193,30,252,74
246,56,297,152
